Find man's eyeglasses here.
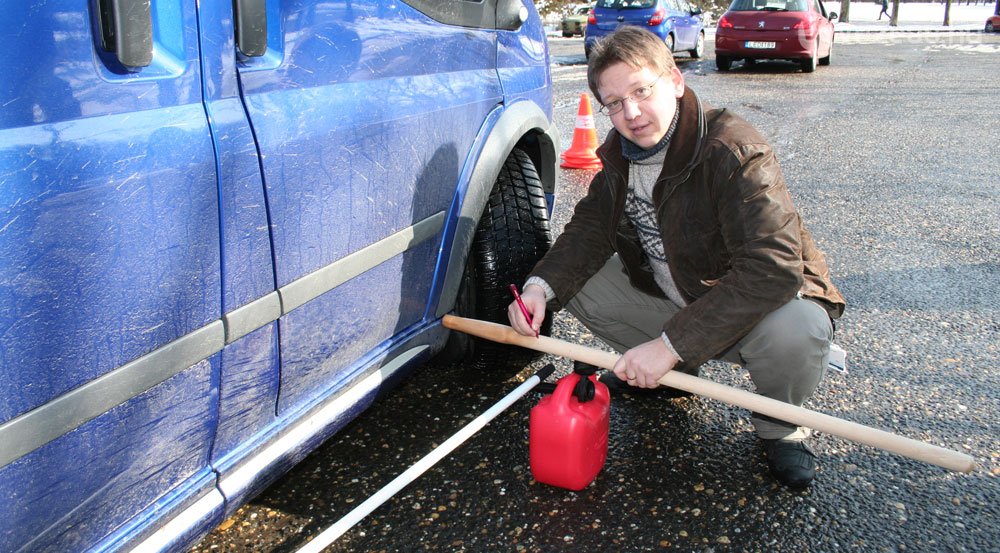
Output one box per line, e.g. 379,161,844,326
598,73,664,116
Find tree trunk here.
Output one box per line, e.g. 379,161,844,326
890,0,900,26
995,0,999,16
839,0,851,23
944,0,951,25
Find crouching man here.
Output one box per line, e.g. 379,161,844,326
509,27,845,487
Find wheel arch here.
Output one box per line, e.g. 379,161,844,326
434,100,558,319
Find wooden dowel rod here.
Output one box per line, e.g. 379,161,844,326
442,315,976,474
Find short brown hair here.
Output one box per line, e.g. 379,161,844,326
587,26,678,105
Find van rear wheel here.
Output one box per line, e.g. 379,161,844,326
439,148,553,370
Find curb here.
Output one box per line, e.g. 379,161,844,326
835,25,987,33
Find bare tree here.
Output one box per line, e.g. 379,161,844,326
944,0,952,25
538,0,578,18
839,0,851,23
890,0,900,26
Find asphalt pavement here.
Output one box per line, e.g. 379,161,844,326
191,32,999,553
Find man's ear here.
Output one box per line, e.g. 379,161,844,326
669,67,685,98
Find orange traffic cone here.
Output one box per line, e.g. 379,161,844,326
560,93,602,170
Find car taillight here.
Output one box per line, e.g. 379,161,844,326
588,11,596,24
791,16,810,29
648,7,666,25
718,15,734,29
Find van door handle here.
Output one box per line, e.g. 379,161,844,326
97,0,153,67
234,0,267,57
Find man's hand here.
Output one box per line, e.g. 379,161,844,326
507,284,547,337
612,337,680,388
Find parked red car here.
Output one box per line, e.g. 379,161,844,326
715,0,837,72
986,13,1000,32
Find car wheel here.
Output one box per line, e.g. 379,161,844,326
800,43,817,73
665,33,675,52
438,148,553,369
819,42,832,66
563,30,573,37
688,31,705,58
716,55,732,71
987,21,995,32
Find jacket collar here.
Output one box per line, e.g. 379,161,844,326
660,86,704,180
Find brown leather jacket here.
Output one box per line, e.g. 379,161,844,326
531,87,845,370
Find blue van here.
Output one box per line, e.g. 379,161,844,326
0,1,556,551
585,0,706,58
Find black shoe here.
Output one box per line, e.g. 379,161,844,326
597,371,693,399
763,439,816,488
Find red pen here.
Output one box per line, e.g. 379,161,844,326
509,284,539,337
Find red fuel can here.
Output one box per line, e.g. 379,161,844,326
529,363,610,490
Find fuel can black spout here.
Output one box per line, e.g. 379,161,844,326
571,361,598,402
533,361,600,402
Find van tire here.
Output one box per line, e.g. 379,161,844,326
438,148,553,369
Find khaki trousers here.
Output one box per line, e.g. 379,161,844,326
564,256,833,440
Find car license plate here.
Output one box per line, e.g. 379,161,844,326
745,41,776,49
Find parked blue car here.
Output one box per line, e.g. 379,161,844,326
585,0,706,58
0,1,556,551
